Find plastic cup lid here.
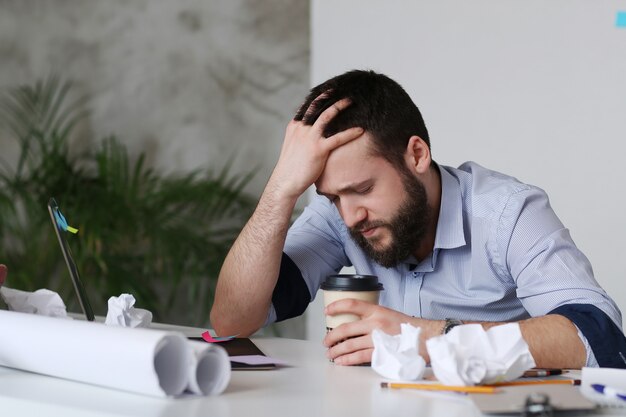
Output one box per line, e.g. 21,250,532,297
320,274,383,291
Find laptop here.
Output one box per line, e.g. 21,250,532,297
48,197,95,321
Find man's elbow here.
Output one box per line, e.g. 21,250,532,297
209,305,263,337
209,305,235,336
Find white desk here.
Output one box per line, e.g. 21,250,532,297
0,337,621,417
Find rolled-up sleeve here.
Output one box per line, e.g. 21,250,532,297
266,195,348,324
498,186,625,366
500,187,621,324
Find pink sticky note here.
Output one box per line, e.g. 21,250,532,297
201,330,236,343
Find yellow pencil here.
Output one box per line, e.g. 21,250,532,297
486,379,581,387
380,382,498,394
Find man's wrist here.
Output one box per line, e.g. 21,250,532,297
442,318,463,335
265,176,304,205
262,177,302,209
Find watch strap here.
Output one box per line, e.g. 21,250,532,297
442,318,463,334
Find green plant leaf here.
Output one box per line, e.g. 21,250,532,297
0,75,255,326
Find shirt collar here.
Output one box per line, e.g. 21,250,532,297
433,165,466,250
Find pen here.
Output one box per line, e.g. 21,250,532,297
591,384,626,401
523,369,563,377
380,382,498,394
486,379,580,387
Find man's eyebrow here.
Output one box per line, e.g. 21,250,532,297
317,180,372,197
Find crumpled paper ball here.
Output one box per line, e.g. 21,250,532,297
372,323,426,380
105,293,152,328
426,323,536,386
0,287,68,318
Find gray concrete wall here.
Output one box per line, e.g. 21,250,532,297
0,0,309,193
0,0,310,338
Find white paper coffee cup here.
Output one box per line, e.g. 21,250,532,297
321,274,383,332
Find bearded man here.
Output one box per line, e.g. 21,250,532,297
211,70,625,369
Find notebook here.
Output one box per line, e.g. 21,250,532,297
187,337,276,370
48,198,95,321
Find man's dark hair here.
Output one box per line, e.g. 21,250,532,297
294,70,430,168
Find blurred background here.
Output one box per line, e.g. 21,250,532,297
1,1,625,342
0,0,309,336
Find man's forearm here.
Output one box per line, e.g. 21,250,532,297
211,98,363,336
517,314,587,368
210,180,299,337
417,315,586,368
469,315,586,368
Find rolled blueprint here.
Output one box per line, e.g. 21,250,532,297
186,340,231,395
0,309,191,397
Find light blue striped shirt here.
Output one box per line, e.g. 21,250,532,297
272,162,622,365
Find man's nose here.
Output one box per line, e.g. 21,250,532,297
340,201,367,229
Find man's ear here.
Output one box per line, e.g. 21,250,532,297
405,136,431,174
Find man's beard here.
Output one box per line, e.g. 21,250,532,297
349,172,431,268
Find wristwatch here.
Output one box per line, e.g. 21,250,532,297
442,318,463,335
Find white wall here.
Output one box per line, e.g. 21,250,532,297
307,0,626,339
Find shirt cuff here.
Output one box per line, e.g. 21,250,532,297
263,303,277,327
575,323,599,367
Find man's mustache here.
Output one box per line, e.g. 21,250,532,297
350,220,388,234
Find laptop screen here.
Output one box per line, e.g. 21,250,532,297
48,198,95,321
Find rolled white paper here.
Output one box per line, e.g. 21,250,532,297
186,341,231,395
0,309,190,397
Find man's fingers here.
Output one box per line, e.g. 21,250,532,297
322,127,364,152
313,98,352,131
325,298,374,317
324,317,376,348
326,334,374,366
300,91,332,121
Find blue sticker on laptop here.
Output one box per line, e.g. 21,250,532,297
54,209,79,234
